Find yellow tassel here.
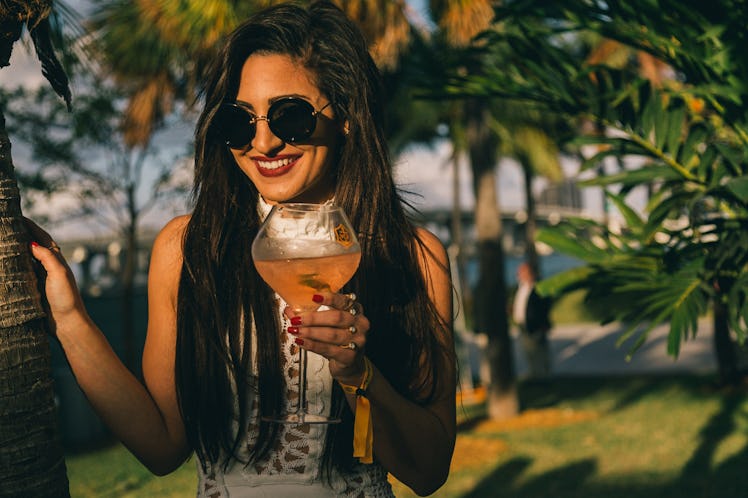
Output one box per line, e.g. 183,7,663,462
338,357,374,464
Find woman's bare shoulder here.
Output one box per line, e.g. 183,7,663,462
150,215,190,259
413,226,449,268
150,215,191,276
154,215,191,250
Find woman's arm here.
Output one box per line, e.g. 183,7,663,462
28,217,192,475
363,227,456,495
293,227,456,496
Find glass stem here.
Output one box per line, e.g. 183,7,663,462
297,348,308,419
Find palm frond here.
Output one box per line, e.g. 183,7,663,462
334,0,412,70
431,0,494,47
122,72,174,148
29,17,71,110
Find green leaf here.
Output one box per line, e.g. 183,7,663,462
725,176,748,203
536,227,609,262
646,191,693,233
640,86,659,137
714,143,746,177
696,144,719,183
579,165,680,188
536,266,594,296
665,101,687,157
606,192,644,231
677,122,709,168
653,94,669,151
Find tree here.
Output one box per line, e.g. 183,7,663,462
487,88,569,277
447,0,748,385
0,0,72,495
401,0,523,419
405,7,579,417
3,81,191,372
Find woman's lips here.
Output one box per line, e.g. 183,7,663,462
254,156,299,177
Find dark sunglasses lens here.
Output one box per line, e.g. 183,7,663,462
270,99,317,142
215,104,255,148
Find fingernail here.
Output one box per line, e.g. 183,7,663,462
287,326,299,335
30,241,39,248
312,294,324,303
294,338,304,346
290,316,302,326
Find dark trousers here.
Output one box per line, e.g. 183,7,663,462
519,325,550,379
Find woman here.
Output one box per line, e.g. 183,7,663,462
29,2,455,496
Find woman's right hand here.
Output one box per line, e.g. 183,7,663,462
25,218,86,331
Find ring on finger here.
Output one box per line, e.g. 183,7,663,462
49,242,61,251
340,341,358,350
348,302,363,316
343,293,357,310
348,325,357,335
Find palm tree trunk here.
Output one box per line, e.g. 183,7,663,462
521,160,540,276
466,100,518,419
450,142,471,317
713,298,740,386
0,112,69,497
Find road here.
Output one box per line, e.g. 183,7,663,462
459,319,718,387
532,320,717,376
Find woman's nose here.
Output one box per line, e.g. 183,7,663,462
251,118,284,153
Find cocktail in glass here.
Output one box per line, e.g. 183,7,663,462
252,203,361,424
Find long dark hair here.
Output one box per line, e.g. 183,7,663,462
176,0,453,473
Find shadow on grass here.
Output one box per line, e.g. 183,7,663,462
462,458,596,498
460,376,748,498
473,445,748,498
519,374,721,414
675,392,748,497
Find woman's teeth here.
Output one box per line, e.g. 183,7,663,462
259,157,294,170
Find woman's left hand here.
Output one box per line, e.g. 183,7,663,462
284,292,369,385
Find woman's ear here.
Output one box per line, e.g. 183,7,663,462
342,120,350,137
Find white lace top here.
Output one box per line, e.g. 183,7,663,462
195,198,394,497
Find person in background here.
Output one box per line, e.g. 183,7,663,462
27,2,456,497
512,262,553,380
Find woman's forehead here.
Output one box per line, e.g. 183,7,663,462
235,53,321,100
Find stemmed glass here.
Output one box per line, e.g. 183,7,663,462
252,203,361,424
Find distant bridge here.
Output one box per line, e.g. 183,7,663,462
411,205,602,256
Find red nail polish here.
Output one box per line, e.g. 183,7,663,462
312,294,324,303
30,241,39,247
294,338,304,346
288,326,299,335
290,316,302,326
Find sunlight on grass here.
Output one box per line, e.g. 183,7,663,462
67,445,196,498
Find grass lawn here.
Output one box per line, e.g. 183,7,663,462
65,445,196,497
66,375,748,497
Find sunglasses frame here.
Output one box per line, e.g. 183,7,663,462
214,97,331,148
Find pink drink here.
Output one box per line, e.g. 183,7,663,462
255,252,361,310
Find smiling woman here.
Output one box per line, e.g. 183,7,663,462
223,53,341,204
28,2,457,497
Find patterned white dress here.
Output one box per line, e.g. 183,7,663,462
195,309,394,497
196,199,394,497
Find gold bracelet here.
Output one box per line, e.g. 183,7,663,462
337,357,374,464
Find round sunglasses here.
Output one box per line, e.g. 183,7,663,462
211,97,331,148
